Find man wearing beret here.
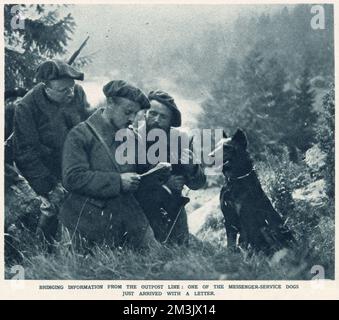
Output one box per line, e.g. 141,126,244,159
59,80,160,249
136,90,206,245
13,60,91,242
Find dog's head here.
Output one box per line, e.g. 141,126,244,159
209,128,253,177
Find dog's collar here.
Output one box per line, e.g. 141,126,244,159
227,168,255,181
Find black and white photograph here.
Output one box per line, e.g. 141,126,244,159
2,1,335,290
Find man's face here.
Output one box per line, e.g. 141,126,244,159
146,100,172,131
104,97,141,129
45,78,75,104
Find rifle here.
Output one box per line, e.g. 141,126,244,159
5,36,90,103
67,36,90,65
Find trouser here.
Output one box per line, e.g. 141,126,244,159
166,208,189,245
136,186,190,246
59,193,161,251
147,206,189,246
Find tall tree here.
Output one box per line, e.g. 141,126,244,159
316,84,334,199
264,57,295,155
4,4,75,91
288,66,317,156
239,49,272,157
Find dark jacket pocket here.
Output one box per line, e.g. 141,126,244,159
59,193,108,241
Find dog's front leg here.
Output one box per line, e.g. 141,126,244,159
221,202,239,249
225,223,238,248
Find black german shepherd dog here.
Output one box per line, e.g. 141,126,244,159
210,129,295,254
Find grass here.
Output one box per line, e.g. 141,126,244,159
5,221,334,280
5,150,334,281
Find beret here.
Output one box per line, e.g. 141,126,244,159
35,60,84,82
148,90,181,127
103,80,150,110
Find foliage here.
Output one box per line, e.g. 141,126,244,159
315,85,335,199
4,4,90,91
198,4,333,160
4,3,334,282
5,144,334,280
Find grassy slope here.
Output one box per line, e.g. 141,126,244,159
5,159,334,280
4,230,327,280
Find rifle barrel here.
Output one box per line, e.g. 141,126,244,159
67,36,90,65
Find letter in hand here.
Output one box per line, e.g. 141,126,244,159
121,172,141,192
140,162,172,185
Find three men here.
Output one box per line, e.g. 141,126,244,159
13,60,205,249
136,90,206,245
59,80,159,249
13,60,91,242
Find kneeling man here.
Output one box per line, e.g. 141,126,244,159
60,80,159,250
136,90,206,245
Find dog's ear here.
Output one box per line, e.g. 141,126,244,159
223,130,228,139
232,128,248,149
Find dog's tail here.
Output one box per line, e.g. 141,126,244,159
260,221,297,253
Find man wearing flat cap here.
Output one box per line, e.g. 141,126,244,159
13,60,91,242
59,80,160,250
136,90,206,245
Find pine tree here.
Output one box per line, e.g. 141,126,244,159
239,49,272,157
4,4,76,91
289,66,317,155
264,57,296,155
316,84,334,199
